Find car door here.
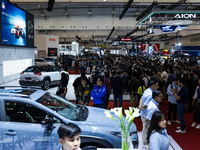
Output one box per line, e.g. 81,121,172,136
45,66,55,83
52,66,61,82
0,100,3,148
1,100,62,150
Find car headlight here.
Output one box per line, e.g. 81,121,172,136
109,131,122,138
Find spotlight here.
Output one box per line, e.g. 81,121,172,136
88,10,92,15
112,8,115,15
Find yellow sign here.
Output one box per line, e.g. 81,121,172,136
98,45,105,48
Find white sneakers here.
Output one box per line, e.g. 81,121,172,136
167,120,171,125
142,145,149,149
191,122,196,127
191,122,200,129
175,129,186,133
175,122,200,133
175,126,186,133
196,124,200,129
173,120,180,124
167,120,180,125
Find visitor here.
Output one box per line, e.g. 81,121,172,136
147,111,170,150
57,123,81,150
91,76,107,109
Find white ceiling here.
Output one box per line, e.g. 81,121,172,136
10,0,200,44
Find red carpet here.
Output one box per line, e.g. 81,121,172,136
71,99,199,150
159,99,200,150
67,70,90,75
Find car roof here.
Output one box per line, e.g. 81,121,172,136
35,64,53,67
27,64,56,69
44,57,56,61
35,58,44,61
0,88,46,101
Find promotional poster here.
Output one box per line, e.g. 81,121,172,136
1,0,26,46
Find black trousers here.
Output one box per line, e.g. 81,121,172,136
168,102,177,121
105,93,110,109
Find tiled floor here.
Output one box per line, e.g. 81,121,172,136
0,74,182,150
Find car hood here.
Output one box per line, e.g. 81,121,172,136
82,106,136,131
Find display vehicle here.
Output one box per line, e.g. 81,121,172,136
19,65,69,90
0,87,138,150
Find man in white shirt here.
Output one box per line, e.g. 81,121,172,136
145,91,163,128
138,80,159,149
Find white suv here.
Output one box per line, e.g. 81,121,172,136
19,64,69,90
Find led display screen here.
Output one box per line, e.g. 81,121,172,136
0,0,34,47
48,48,58,56
159,25,188,32
160,26,177,32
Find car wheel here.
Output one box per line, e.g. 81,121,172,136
82,145,99,150
42,79,50,90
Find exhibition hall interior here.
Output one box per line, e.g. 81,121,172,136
0,0,200,150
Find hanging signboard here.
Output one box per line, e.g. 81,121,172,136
174,13,196,19
121,38,132,41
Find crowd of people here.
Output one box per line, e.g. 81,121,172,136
69,55,199,109
57,54,200,150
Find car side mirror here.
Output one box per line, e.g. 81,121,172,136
41,117,56,128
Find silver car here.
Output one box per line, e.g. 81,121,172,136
0,87,138,150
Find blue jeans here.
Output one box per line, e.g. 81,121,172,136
177,103,186,131
93,103,105,109
114,94,123,107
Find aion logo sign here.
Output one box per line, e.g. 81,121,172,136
174,13,196,19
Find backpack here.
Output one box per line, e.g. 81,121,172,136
167,74,176,86
144,76,150,88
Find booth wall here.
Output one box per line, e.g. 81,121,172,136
0,46,35,84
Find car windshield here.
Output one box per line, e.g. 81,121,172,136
35,59,44,62
36,92,80,121
24,66,48,73
44,58,55,61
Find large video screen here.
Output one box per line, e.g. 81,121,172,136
0,0,34,47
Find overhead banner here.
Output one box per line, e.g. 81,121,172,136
137,11,200,26
174,13,196,19
121,38,132,41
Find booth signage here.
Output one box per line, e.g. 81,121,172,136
49,38,56,41
160,26,177,32
121,38,132,41
174,13,196,19
48,48,57,56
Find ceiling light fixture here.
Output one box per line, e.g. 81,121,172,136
135,6,139,15
135,11,139,15
88,8,92,16
65,10,69,16
64,7,69,17
112,8,115,15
